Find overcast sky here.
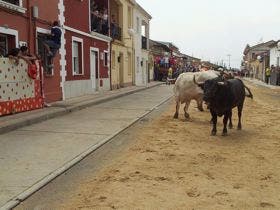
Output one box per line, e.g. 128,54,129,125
137,0,280,68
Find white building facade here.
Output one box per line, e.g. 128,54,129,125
133,3,151,86
269,42,280,67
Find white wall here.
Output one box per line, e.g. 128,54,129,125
270,47,280,67
133,7,150,86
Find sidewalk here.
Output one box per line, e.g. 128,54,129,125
0,82,163,135
0,82,172,210
243,77,280,90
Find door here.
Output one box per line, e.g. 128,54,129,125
119,53,124,87
90,50,98,91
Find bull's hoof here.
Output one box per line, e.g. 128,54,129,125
237,124,242,130
184,113,190,119
173,113,179,119
211,131,217,136
222,128,228,136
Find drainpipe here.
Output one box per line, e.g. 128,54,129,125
108,0,112,90
27,0,33,52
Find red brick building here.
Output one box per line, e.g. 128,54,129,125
0,0,63,102
62,0,111,99
0,0,111,103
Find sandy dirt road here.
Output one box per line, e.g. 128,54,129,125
18,82,280,210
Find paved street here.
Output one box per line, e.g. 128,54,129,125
14,81,280,210
0,85,173,209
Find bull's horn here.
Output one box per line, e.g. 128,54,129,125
193,75,204,86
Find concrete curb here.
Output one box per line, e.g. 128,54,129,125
1,93,173,210
0,83,164,135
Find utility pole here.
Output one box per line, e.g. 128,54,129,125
227,54,231,69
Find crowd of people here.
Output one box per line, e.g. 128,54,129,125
91,4,109,35
153,55,201,81
1,20,61,70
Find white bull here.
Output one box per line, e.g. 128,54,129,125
173,70,220,119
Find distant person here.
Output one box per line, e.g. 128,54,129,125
164,56,169,68
168,67,173,79
43,21,62,58
154,63,159,81
265,66,271,84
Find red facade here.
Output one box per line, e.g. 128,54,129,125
64,0,110,87
0,0,111,105
0,0,62,102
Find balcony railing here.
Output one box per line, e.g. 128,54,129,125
111,23,122,41
142,36,147,50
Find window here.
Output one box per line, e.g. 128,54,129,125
136,56,140,72
2,0,20,5
104,51,109,67
0,0,25,13
112,50,115,68
72,37,83,75
0,34,7,56
128,6,133,28
37,32,53,75
0,33,16,57
128,52,132,75
136,17,140,33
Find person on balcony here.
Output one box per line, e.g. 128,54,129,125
18,46,37,65
91,9,101,32
101,8,109,35
6,48,20,65
6,46,38,65
43,21,62,58
111,14,117,39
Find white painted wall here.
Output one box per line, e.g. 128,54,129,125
64,80,94,99
270,47,280,67
133,6,150,86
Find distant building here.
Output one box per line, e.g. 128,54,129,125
242,40,275,81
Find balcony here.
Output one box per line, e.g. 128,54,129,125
111,24,122,41
91,14,109,36
142,36,147,50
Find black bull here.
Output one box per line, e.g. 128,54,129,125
194,76,253,136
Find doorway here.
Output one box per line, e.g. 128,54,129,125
90,49,99,91
119,52,124,87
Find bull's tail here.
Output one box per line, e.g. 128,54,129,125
244,85,253,99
